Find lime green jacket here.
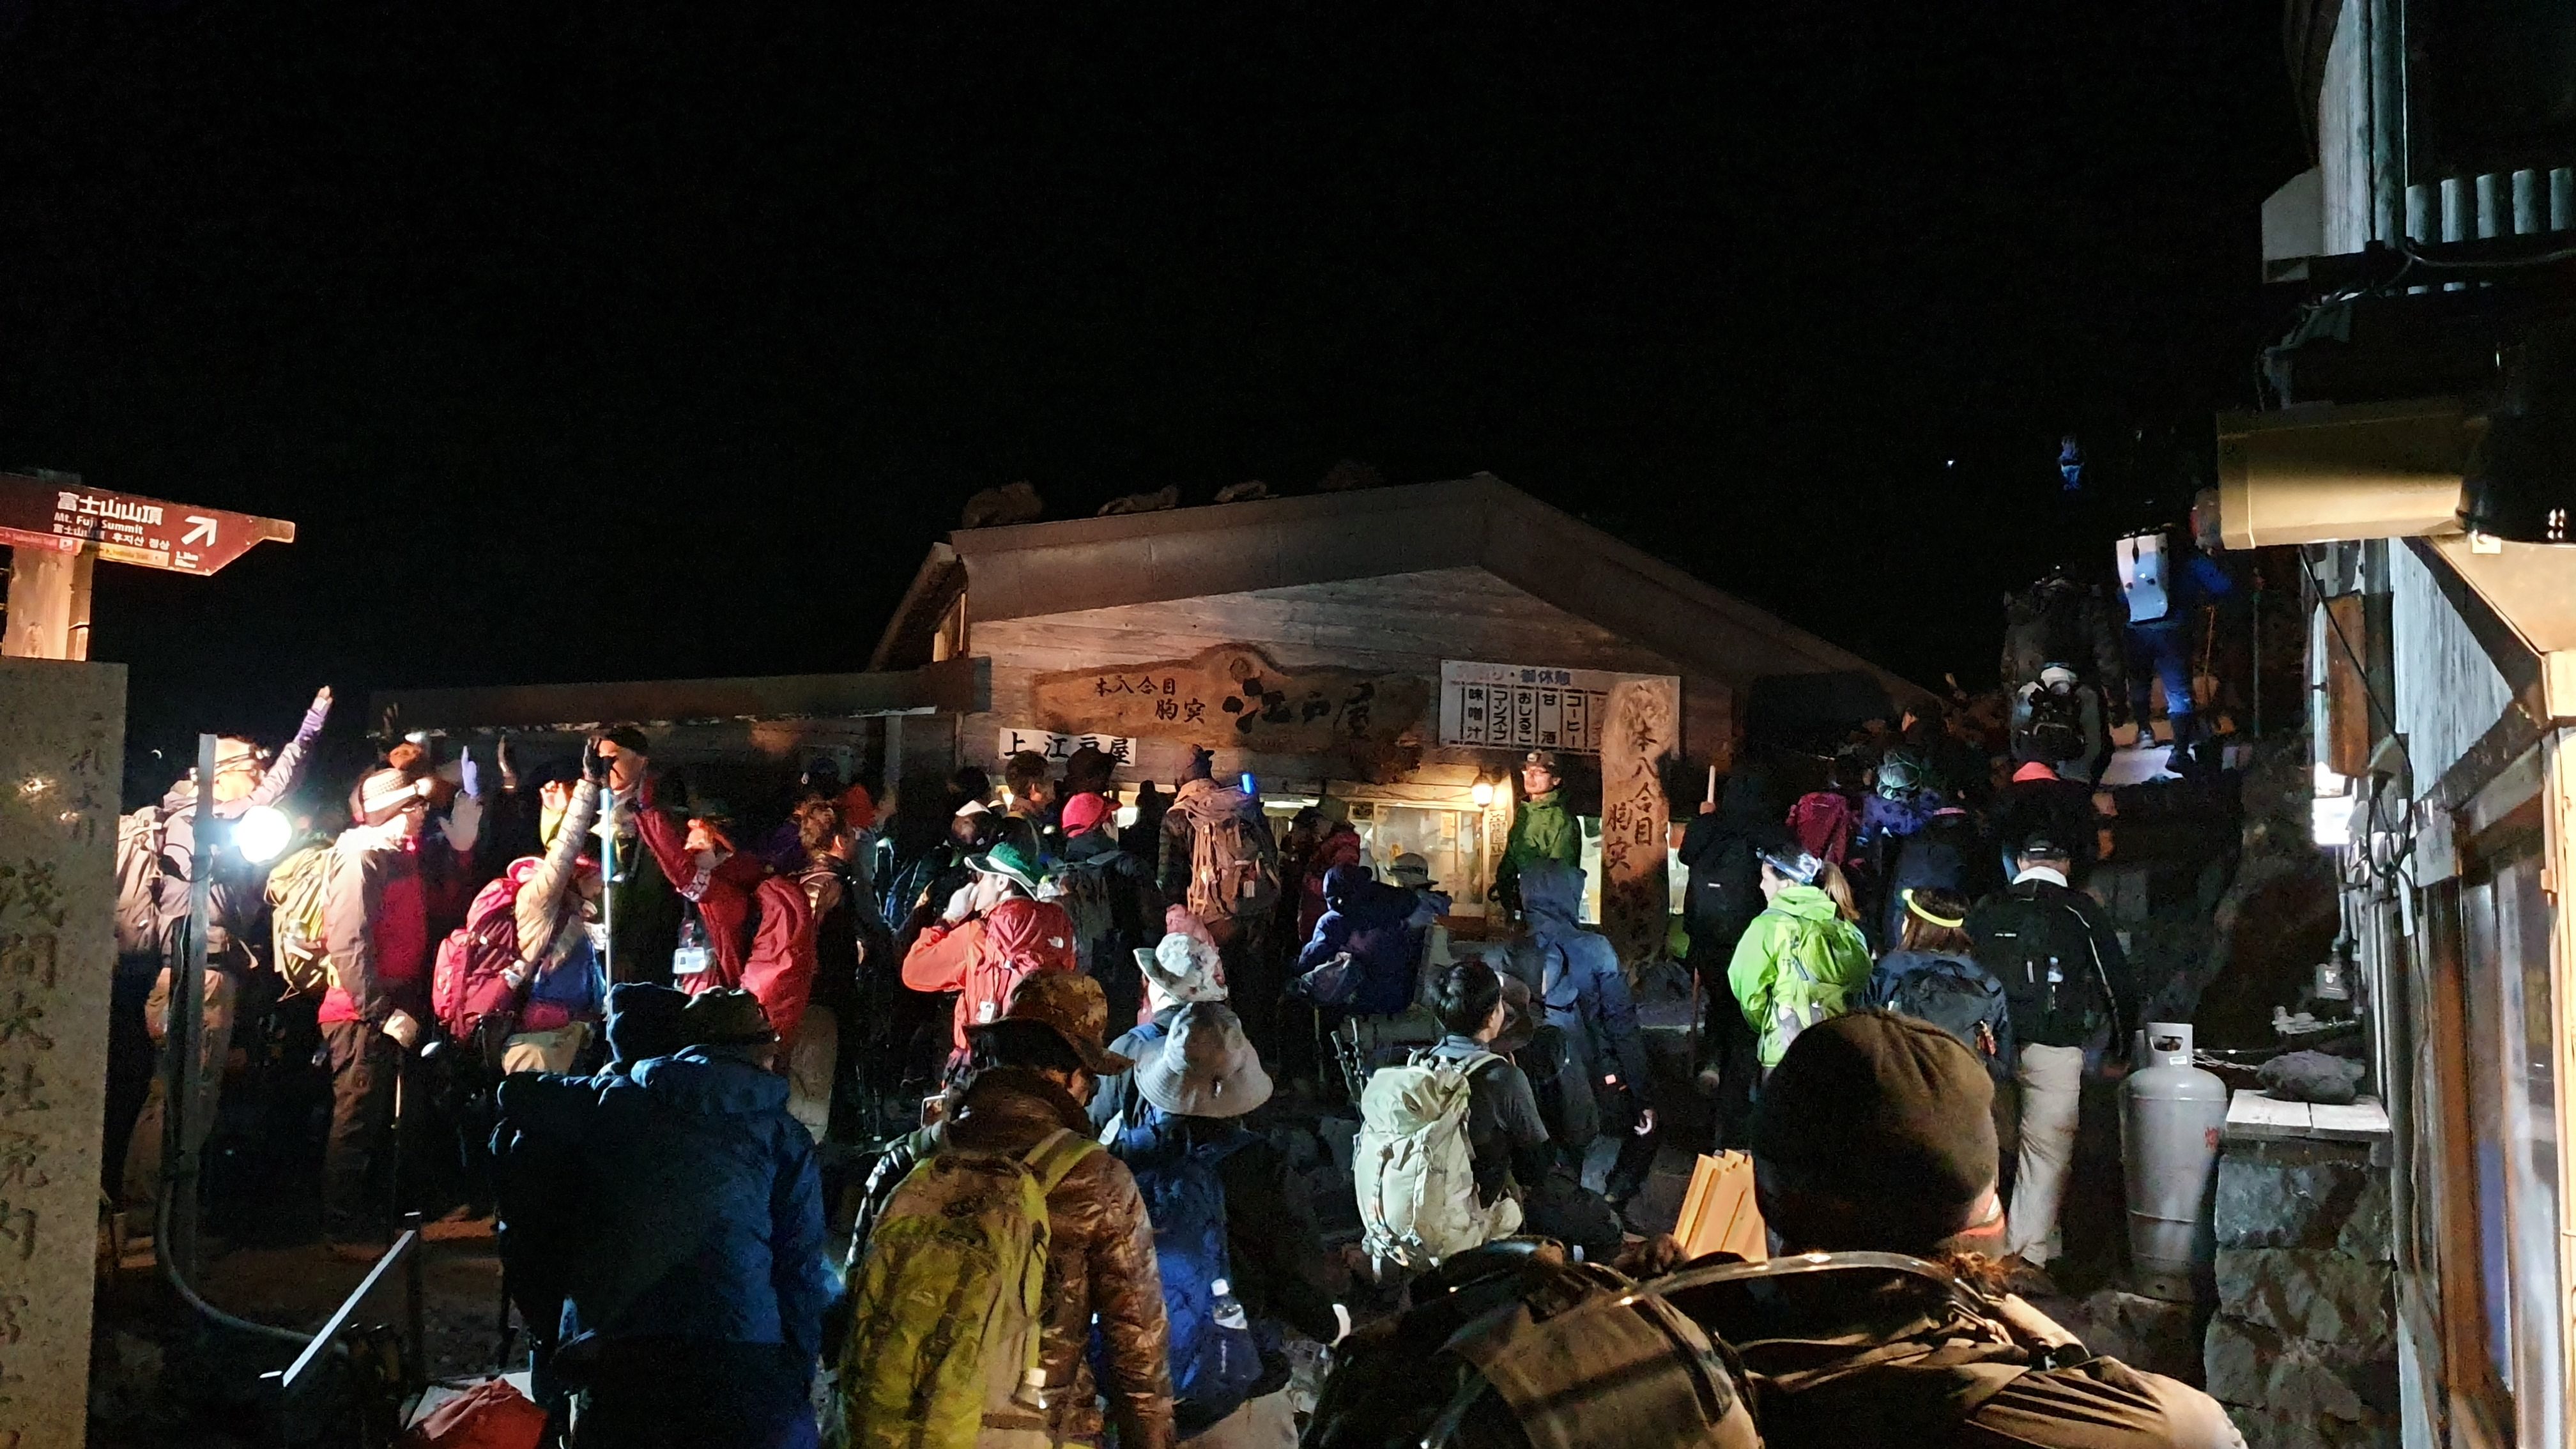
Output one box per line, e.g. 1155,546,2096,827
1727,885,1873,1070
1494,790,1581,908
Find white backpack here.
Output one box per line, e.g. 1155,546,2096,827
1354,1049,1522,1271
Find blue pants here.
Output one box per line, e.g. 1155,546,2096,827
2128,622,2197,739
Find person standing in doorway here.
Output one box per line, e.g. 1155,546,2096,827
1492,751,1581,916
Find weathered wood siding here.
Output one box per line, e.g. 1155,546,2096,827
2389,540,2516,788
964,565,1733,786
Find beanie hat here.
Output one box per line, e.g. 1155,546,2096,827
1749,1011,1997,1248
1059,790,1114,838
605,983,691,1068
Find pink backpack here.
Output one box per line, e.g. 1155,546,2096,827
429,875,524,1041
1786,792,1857,866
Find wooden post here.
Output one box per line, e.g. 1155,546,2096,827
2,546,95,660
1599,675,1680,978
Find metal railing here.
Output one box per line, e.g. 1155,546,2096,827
260,1210,429,1447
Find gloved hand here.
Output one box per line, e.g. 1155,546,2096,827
581,738,611,788
941,883,977,924
457,747,482,801
381,1009,423,1053
1633,1106,1657,1138
299,685,334,738
496,734,521,793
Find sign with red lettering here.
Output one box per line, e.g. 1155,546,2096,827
0,475,294,577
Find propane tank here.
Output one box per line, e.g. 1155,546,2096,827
2120,1021,2230,1301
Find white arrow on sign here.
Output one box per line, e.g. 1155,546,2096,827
181,516,218,546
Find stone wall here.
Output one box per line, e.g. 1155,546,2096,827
2202,1135,2399,1449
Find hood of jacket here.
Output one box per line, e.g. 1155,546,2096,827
1059,828,1127,866
1321,864,1413,926
1519,858,1586,926
1764,883,1843,924
983,896,1077,972
946,1065,1093,1147
629,1044,788,1117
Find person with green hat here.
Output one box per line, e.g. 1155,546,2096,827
900,835,1078,1064
1112,1002,1349,1446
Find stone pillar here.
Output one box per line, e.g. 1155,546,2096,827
2202,1133,2400,1449
0,657,125,1448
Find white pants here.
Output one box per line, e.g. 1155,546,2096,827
788,1003,838,1141
1188,1390,1298,1448
2006,1043,2085,1263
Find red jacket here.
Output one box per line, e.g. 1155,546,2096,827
901,897,1077,1053
635,776,818,1041
321,836,434,1027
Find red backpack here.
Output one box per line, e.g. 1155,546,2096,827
1786,792,1857,867
431,875,525,1041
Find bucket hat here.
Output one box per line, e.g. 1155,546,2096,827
1135,1002,1271,1119
972,969,1132,1077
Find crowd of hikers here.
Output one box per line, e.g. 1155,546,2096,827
99,533,2246,1448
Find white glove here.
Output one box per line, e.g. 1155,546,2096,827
381,1009,422,1053
1331,1303,1353,1346
942,883,977,924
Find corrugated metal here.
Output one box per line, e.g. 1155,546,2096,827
2391,539,2517,783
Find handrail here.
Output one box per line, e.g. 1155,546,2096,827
261,1209,431,1446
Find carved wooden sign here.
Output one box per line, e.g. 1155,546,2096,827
1598,674,1680,976
1032,645,1428,752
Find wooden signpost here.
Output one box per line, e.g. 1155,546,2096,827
0,473,296,660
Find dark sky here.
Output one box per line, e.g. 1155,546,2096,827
0,3,2308,790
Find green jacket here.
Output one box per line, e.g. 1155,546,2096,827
1494,790,1581,909
1727,885,1873,1070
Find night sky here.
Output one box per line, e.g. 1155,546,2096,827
0,4,2308,795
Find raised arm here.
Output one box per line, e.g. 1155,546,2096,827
241,686,332,814
516,757,604,963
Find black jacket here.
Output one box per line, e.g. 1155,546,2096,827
1678,771,1788,966
1966,875,2137,1050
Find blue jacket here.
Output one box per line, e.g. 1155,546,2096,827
1297,864,1439,1015
494,1045,833,1368
1514,861,1653,1108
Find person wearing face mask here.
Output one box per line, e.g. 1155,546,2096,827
318,752,484,1257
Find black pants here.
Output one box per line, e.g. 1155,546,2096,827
321,1020,404,1244
1218,921,1278,1063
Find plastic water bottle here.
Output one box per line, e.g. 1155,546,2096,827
1211,1277,1248,1332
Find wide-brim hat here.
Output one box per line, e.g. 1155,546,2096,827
968,838,1045,895
1135,933,1227,1006
970,969,1132,1076
1135,1002,1271,1119
1388,852,1436,888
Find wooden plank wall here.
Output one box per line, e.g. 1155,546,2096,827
964,565,1736,788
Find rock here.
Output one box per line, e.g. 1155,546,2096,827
2225,1403,2403,1449
2205,1318,2401,1422
2063,1288,2206,1383
2213,1250,2391,1349
2214,1142,2374,1249
2336,1172,2391,1262
960,480,1044,528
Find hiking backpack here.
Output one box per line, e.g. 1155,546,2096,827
1052,855,1120,976
265,841,338,999
1510,1022,1600,1153
113,807,170,958
1970,888,2119,1048
2016,687,2087,763
1861,953,2011,1076
1786,792,1855,866
431,875,528,1044
2114,530,2171,625
842,1127,1101,1449
1181,807,1276,927
1354,1049,1521,1269
1115,1116,1264,1436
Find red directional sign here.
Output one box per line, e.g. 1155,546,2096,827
0,473,295,576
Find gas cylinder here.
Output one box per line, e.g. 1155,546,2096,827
2119,1021,2230,1301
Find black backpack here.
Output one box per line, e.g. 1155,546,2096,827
1968,887,2118,1049
1860,953,2009,1077
1511,1022,1600,1152
2016,687,2086,763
